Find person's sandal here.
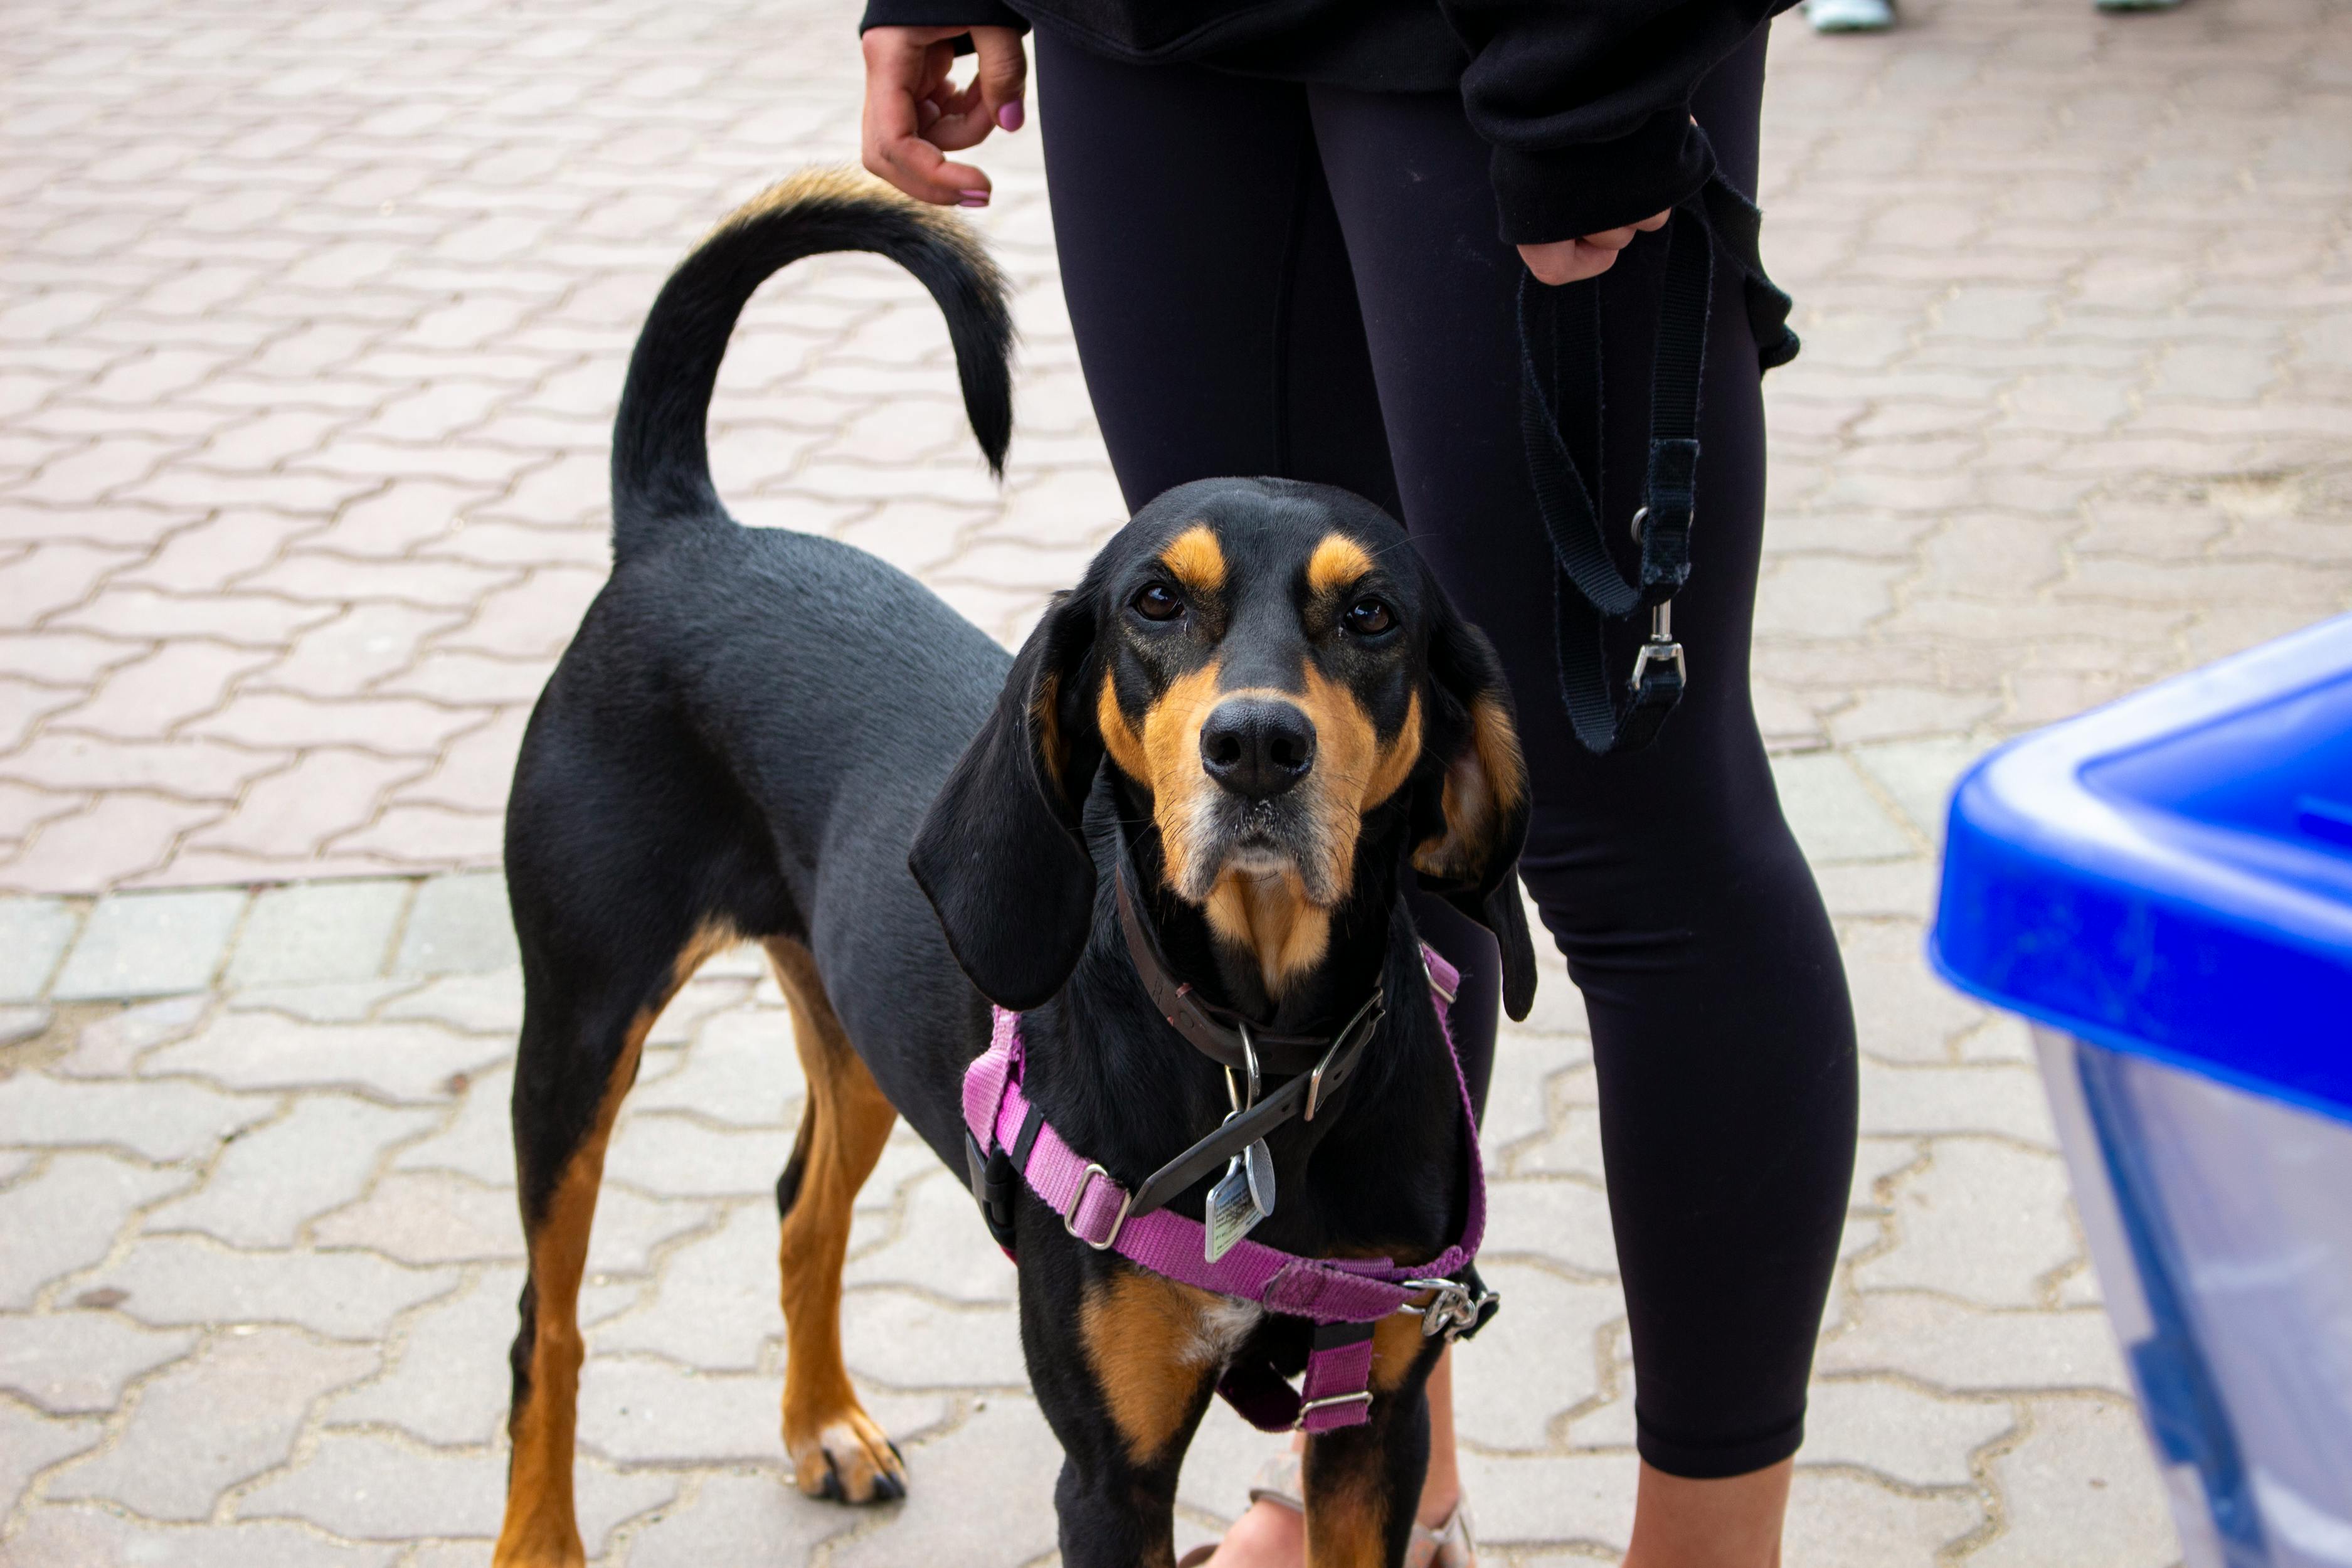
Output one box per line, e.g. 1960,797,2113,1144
1176,1453,1478,1568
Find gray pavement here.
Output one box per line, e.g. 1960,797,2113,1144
4,0,2351,1560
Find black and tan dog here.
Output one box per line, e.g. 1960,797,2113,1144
492,171,1536,1568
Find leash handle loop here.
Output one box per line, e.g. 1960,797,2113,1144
1519,195,1718,755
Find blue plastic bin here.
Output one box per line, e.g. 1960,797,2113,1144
1933,612,2352,1568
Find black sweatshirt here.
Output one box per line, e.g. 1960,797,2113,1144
857,0,1790,244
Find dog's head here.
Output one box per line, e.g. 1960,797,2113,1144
912,477,1534,1019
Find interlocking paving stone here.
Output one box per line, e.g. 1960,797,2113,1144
1767,752,1922,864
143,1012,509,1103
51,991,208,1078
628,1005,809,1123
0,1070,271,1163
386,1062,516,1187
0,1152,195,1308
236,1433,676,1550
1818,1291,2132,1396
1481,1177,1619,1278
0,1512,402,1568
1777,1470,1986,1568
0,1401,106,1520
840,1170,1020,1306
48,887,246,1001
590,1203,792,1372
824,1395,1066,1568
222,878,411,988
80,1237,458,1342
1456,1450,1637,1551
622,1471,863,1568
1799,1378,2017,1488
1970,1399,2185,1568
375,967,524,1035
1449,1262,1621,1451
600,1110,797,1202
144,1095,442,1249
1853,1137,2080,1308
1840,919,1988,1064
389,869,518,977
44,1325,378,1520
578,1359,948,1466
0,1310,199,1417
0,897,76,1002
324,1264,523,1448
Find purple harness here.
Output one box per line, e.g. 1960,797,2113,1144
960,945,1491,1433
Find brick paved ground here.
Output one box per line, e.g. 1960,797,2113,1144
4,0,2350,1560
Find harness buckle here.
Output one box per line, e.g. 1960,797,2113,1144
1400,1276,1500,1341
1062,1163,1133,1251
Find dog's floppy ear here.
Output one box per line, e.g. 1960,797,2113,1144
911,591,1104,1010
1411,593,1538,1021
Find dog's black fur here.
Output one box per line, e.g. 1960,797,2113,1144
494,171,1535,1568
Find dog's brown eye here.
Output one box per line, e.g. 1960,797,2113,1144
1343,597,1394,635
1132,583,1185,622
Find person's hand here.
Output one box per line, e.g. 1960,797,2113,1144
1517,211,1671,285
861,25,1029,208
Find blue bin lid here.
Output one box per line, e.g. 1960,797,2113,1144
1932,612,2352,1124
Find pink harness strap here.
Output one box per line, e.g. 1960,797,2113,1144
963,946,1489,1433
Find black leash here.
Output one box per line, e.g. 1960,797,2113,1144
1518,196,1716,755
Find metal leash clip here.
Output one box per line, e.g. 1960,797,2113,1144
1399,1277,1500,1340
1628,598,1685,692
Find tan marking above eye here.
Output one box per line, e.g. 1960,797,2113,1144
1305,534,1375,600
1158,523,1226,596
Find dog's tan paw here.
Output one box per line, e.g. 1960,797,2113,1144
790,1409,906,1504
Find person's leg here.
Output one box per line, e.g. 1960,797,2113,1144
1035,34,1486,1562
1311,22,1858,1559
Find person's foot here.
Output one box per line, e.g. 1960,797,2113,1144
2094,0,2182,11
1180,1453,1474,1567
1187,1496,1306,1567
1805,0,1895,31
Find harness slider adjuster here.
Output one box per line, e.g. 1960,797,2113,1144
1293,1391,1374,1429
1063,1162,1133,1251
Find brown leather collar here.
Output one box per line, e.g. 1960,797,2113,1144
1113,852,1383,1082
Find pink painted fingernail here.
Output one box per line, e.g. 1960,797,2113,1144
998,100,1024,132
958,191,990,208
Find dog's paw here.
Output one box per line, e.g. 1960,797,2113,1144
790,1410,907,1505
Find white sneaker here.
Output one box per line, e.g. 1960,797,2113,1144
1806,0,1895,30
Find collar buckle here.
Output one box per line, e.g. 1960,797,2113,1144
1305,988,1385,1122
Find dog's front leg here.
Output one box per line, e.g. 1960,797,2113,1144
1301,1315,1444,1568
1020,1251,1230,1568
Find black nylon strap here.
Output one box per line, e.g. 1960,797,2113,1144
1518,193,1719,755
1125,1000,1380,1221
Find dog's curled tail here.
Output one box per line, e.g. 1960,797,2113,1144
610,169,1014,565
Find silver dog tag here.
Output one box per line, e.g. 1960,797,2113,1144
1205,1145,1272,1262
1243,1136,1276,1216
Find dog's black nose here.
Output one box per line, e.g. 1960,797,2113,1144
1200,699,1316,800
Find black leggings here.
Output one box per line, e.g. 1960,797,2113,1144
1035,25,1857,1481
